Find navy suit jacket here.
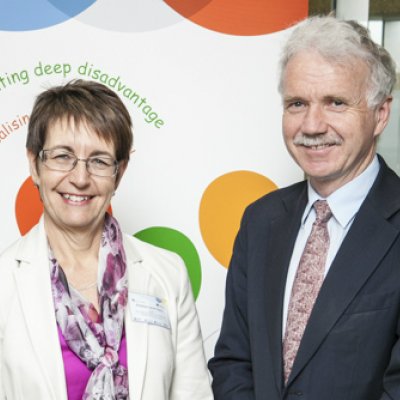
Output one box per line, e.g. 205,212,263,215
209,157,400,400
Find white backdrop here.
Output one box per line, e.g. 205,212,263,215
0,1,305,359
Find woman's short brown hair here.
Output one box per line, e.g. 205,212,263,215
26,79,133,161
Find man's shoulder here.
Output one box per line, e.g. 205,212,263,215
375,156,400,191
243,180,306,221
367,157,400,221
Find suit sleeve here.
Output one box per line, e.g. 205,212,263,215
380,323,400,400
208,209,255,400
169,256,213,400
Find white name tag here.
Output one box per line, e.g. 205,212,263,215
129,292,171,329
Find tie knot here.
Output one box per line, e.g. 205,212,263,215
313,200,332,223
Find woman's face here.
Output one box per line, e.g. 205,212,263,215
28,119,126,235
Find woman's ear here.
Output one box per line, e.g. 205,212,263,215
27,150,40,187
115,160,128,190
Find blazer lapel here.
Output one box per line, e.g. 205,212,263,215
124,240,149,400
14,226,152,400
14,221,67,400
288,161,400,386
262,183,308,391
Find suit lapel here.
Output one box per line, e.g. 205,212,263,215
124,240,149,400
288,161,400,386
14,221,67,400
263,183,308,391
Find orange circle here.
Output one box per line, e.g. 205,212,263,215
15,177,44,235
199,170,277,268
15,176,113,236
165,0,308,36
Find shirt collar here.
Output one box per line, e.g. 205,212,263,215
302,155,380,228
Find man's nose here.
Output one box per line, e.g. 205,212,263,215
301,105,328,135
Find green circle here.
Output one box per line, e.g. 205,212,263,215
134,227,202,299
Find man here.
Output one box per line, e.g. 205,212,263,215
209,15,399,400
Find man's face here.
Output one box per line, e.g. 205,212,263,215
282,51,391,197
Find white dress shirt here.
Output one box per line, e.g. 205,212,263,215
282,156,380,334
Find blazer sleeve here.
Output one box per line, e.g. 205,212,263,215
169,256,213,400
0,306,4,399
380,331,400,399
0,250,12,400
208,208,256,400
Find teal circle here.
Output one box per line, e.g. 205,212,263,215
134,227,202,299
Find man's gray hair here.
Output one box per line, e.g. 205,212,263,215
278,15,397,108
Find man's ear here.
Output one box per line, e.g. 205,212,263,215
373,96,393,139
115,160,128,190
27,150,40,187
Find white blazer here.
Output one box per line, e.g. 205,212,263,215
0,219,213,400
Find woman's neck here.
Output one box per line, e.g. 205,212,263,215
44,217,103,310
44,215,103,276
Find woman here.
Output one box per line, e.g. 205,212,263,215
0,80,212,400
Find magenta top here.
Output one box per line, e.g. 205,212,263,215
58,327,128,400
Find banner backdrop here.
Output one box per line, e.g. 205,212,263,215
0,1,306,359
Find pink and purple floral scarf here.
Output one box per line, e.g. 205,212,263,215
49,214,129,399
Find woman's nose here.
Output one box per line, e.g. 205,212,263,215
68,159,91,185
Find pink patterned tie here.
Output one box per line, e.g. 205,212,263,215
282,200,332,383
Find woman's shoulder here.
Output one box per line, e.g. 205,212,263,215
0,233,33,322
0,235,25,271
0,223,42,268
123,234,184,267
122,233,188,289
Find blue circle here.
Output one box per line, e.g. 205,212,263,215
0,0,96,31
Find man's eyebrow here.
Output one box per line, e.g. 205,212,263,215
283,96,305,103
323,94,346,100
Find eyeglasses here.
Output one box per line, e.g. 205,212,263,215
39,149,119,177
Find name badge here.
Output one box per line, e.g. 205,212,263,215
129,292,171,329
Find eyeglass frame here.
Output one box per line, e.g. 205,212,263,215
38,148,119,177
